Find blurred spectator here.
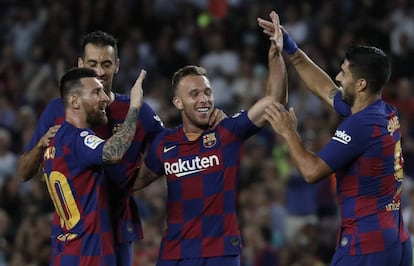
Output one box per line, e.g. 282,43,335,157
0,209,10,266
0,129,17,187
8,5,47,61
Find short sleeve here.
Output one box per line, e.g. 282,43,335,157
74,130,105,167
144,132,165,175
317,116,368,171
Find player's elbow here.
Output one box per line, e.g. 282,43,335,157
302,172,321,184
300,162,332,184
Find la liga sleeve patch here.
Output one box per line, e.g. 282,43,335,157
84,134,105,149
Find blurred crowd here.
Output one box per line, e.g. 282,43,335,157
0,0,413,265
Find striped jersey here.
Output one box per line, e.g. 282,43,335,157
42,122,115,265
25,94,164,245
144,110,260,260
317,92,410,255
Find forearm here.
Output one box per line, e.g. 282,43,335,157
133,163,161,191
133,173,160,191
102,107,139,163
267,54,288,104
289,49,338,106
282,130,331,183
18,145,46,181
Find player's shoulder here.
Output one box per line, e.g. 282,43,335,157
61,123,102,148
59,122,92,138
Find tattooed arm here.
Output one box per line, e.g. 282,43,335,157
102,70,146,164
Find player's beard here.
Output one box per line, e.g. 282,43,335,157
86,106,108,128
188,108,212,130
342,88,355,106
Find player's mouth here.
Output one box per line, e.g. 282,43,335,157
196,107,210,114
99,104,107,114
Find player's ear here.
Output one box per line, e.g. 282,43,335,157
356,78,367,92
70,94,81,109
173,96,183,110
114,58,120,74
77,57,84,68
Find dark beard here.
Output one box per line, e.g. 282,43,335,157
342,92,355,106
88,112,108,128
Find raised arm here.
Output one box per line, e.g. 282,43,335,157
258,12,339,108
102,70,146,163
247,12,288,128
265,11,288,104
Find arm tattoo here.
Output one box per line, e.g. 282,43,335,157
102,108,139,163
328,88,339,99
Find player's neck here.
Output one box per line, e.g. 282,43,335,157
351,93,381,114
65,109,89,129
182,123,206,141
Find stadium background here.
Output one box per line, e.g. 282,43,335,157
0,0,413,265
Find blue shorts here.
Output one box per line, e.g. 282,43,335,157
156,255,240,266
115,241,133,266
331,239,412,266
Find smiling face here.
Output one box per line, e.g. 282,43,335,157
173,74,214,132
78,44,119,96
79,77,109,127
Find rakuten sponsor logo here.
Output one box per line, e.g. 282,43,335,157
164,155,220,177
332,130,352,144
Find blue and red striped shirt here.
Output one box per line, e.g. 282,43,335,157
144,110,260,260
318,92,410,255
43,122,115,265
26,94,164,246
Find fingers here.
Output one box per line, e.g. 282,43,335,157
257,17,274,29
134,69,147,87
208,109,218,127
208,108,227,128
289,107,298,125
257,17,274,36
270,11,280,29
47,125,61,138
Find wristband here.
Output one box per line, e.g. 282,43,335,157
283,32,298,55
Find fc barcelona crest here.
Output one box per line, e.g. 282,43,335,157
203,133,216,148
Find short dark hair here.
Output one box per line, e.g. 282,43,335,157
59,67,97,103
345,45,391,93
80,30,118,58
171,65,208,92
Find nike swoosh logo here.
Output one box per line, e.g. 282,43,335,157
163,145,176,153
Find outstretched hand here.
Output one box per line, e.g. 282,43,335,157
130,70,146,109
258,11,298,55
263,102,297,139
269,12,283,55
